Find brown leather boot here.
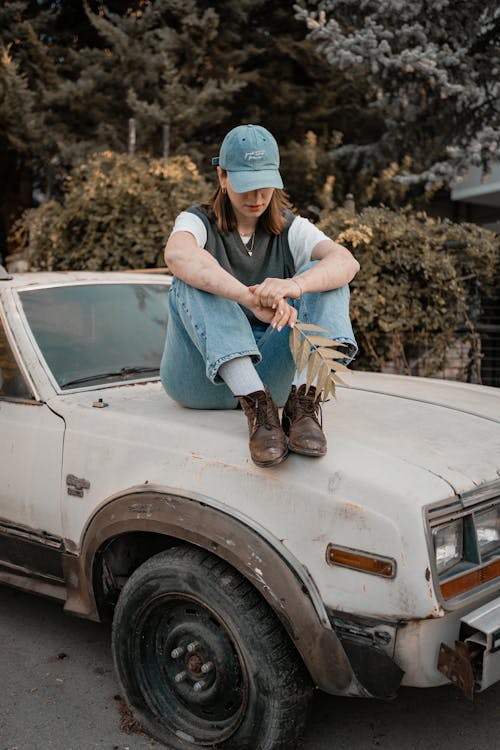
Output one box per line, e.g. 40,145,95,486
282,384,327,457
238,387,288,467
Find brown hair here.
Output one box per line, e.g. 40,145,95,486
201,172,293,235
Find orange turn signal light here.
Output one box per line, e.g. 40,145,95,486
440,558,500,599
326,544,396,578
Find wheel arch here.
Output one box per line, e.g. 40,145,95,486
63,484,357,694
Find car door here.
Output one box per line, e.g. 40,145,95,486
0,306,66,583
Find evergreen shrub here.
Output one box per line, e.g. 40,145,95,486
319,206,499,379
17,151,208,271
15,152,499,383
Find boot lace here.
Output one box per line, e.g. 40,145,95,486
295,388,322,425
254,391,279,431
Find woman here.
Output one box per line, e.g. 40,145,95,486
161,124,359,467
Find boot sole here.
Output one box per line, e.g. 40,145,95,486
252,449,289,468
288,442,327,457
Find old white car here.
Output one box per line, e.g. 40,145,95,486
1,267,500,749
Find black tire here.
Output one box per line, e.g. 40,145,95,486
111,545,313,749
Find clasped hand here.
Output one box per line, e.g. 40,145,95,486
247,277,300,331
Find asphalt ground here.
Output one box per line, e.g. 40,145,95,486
1,584,499,750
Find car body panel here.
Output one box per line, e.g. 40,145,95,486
0,399,64,534
47,377,500,622
1,271,500,699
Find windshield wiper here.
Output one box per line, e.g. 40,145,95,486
61,366,160,388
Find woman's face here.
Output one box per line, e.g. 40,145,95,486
218,168,274,227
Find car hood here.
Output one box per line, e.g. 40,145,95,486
346,371,500,424
331,371,500,496
49,372,500,500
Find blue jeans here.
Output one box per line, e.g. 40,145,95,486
160,262,357,409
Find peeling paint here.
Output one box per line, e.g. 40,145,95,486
335,500,368,530
339,500,364,513
128,503,153,517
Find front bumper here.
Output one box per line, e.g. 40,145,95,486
438,596,500,699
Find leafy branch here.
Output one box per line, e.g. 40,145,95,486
289,322,350,401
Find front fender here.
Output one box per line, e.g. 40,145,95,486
63,484,399,696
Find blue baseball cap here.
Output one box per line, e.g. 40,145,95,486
212,124,284,193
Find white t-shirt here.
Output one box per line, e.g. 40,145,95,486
170,211,329,271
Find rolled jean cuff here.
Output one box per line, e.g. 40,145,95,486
334,337,358,364
209,348,262,384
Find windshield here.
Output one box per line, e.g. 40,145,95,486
19,282,169,389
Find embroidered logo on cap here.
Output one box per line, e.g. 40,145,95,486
245,150,265,161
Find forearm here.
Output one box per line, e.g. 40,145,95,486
165,235,253,307
298,241,360,294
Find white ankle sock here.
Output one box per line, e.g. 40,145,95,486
219,356,264,396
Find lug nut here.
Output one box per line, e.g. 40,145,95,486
174,671,188,683
201,661,214,674
171,646,185,659
187,641,200,653
193,680,206,692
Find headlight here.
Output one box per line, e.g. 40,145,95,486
476,506,500,559
433,519,463,575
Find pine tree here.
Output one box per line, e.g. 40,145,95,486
0,1,45,260
7,0,464,261
296,0,500,187
1,0,356,252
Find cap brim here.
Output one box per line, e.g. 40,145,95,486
227,169,283,193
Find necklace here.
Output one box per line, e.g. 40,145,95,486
239,231,255,256
246,232,255,257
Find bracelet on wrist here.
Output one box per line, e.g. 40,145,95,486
292,279,303,299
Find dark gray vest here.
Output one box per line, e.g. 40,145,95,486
186,205,296,325
187,206,295,326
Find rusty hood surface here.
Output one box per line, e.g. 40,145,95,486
46,372,500,622
49,371,500,499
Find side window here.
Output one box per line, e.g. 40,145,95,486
0,316,33,400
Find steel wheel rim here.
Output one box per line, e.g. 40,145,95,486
132,592,249,745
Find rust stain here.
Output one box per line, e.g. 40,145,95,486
335,499,367,528
437,642,475,700
338,499,364,512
